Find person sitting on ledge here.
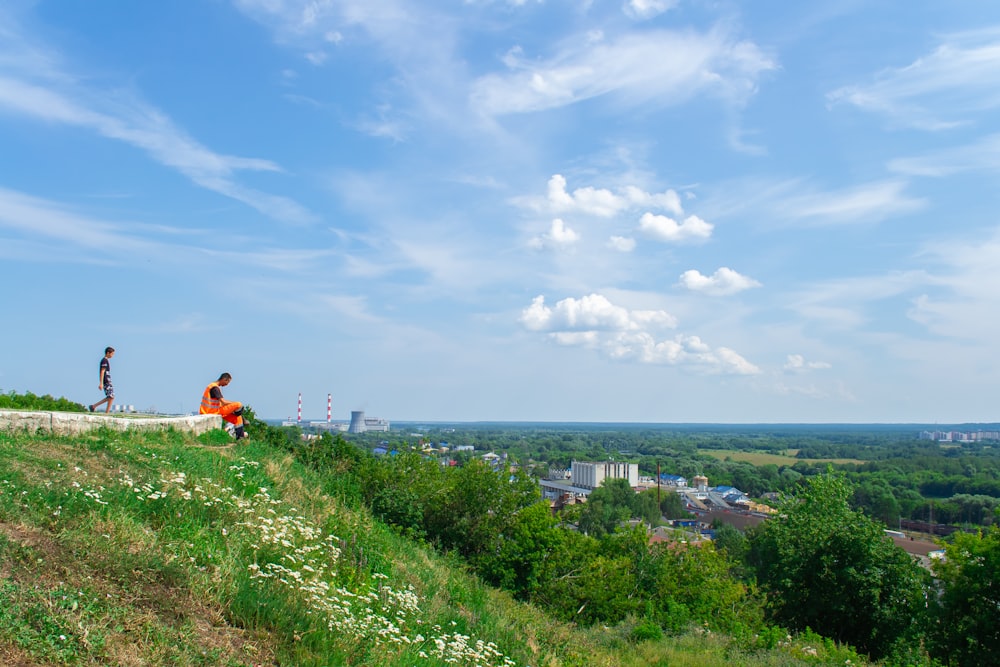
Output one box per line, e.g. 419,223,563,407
199,372,247,440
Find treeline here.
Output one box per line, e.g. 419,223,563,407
354,424,1000,532
248,415,1000,665
0,389,86,413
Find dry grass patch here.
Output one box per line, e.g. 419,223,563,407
701,449,866,466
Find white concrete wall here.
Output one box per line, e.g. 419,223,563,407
0,410,222,436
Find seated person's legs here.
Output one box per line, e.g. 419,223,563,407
219,403,246,439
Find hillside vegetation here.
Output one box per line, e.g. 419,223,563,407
0,420,866,666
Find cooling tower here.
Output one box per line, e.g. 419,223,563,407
348,410,366,434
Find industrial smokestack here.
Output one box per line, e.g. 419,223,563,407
297,393,302,424
327,394,332,423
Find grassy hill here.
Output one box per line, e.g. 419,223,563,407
0,423,867,666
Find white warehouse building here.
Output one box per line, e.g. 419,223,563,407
571,461,639,490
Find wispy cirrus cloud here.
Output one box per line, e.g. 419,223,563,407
775,179,924,226
0,13,315,225
787,270,935,330
0,187,331,272
472,28,775,116
889,132,1000,177
828,27,1000,130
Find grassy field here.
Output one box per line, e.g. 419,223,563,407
701,449,867,466
0,424,868,666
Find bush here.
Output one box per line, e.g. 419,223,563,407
630,619,664,642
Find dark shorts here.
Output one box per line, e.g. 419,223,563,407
104,383,114,399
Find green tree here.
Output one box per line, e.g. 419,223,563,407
747,473,929,659
711,521,747,566
634,488,662,525
423,459,540,562
479,501,565,598
578,477,634,536
927,527,1000,666
659,490,690,520
651,540,755,632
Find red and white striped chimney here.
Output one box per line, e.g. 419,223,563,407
327,394,332,423
297,393,302,424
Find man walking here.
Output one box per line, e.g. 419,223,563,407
89,347,115,413
200,372,247,440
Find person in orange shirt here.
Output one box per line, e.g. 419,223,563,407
200,372,247,440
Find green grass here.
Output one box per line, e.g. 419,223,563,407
0,425,869,666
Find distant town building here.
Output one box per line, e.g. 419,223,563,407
660,473,687,487
919,429,1000,442
570,460,639,490
692,475,709,492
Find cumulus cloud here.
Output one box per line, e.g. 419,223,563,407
607,235,636,252
638,212,714,242
520,294,637,331
519,294,757,374
528,218,581,250
678,267,761,296
521,174,684,218
606,331,759,374
784,354,832,372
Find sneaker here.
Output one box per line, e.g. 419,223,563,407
88,405,94,412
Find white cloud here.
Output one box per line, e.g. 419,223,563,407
522,174,683,218
0,187,331,272
904,227,1000,339
471,28,775,116
787,270,935,332
607,235,636,252
621,184,684,216
889,132,1000,177
528,218,581,250
778,180,924,225
606,331,759,374
638,212,713,242
783,354,832,372
678,267,761,296
519,294,756,374
827,28,1000,130
0,70,315,224
305,51,328,65
520,294,635,331
547,174,621,217
624,0,678,21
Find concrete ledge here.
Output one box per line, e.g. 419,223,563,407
0,410,223,437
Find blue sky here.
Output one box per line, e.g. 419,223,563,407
2,1,1000,423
